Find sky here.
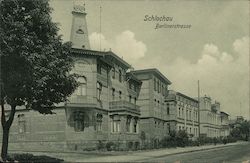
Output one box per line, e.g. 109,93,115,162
50,0,250,120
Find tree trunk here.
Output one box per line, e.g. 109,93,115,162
1,104,16,161
1,128,9,161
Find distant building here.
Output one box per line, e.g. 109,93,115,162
220,111,230,137
131,69,171,142
165,91,199,139
199,96,222,138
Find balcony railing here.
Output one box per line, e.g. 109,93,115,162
109,100,140,113
67,95,102,108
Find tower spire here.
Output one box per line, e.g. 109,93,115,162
70,1,90,49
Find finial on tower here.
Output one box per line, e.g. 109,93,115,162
73,1,86,14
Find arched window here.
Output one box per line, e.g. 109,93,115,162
76,76,87,96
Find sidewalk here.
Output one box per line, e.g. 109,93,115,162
10,141,248,162
74,141,247,162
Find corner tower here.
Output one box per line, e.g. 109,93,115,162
70,3,90,49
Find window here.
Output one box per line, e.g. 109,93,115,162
162,85,164,95
76,76,87,96
112,68,115,79
129,95,132,103
189,111,192,120
179,108,181,117
167,106,170,115
134,119,138,133
97,64,101,74
97,82,102,100
18,114,26,133
96,113,103,131
126,116,131,132
118,91,122,99
112,88,115,100
157,81,160,93
119,69,122,82
154,78,156,91
72,111,89,132
186,110,188,120
129,83,132,89
134,85,137,92
111,116,120,133
167,123,170,133
134,97,137,105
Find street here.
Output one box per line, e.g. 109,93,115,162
140,142,250,163
14,142,250,162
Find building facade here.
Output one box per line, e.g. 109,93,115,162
131,69,171,142
165,91,199,139
4,4,143,152
220,111,230,137
199,96,222,138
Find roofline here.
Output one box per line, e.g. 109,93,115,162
220,111,229,116
71,48,131,69
173,91,198,103
131,68,171,84
126,72,142,84
70,48,105,56
105,51,131,69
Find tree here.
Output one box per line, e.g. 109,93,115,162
230,120,250,141
0,0,78,160
239,120,250,141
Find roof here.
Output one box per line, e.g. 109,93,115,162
167,90,198,102
71,48,131,69
176,92,198,103
131,68,171,84
220,111,229,116
126,72,142,84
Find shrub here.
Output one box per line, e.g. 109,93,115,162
97,140,105,150
7,153,63,163
176,130,189,147
134,141,140,150
106,141,115,151
128,141,134,150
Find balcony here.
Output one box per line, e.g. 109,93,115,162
66,95,102,109
109,100,140,115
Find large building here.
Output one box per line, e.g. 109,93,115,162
131,69,171,142
199,96,229,138
4,4,144,152
165,91,199,139
220,111,230,137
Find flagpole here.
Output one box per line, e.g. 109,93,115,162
198,80,201,138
